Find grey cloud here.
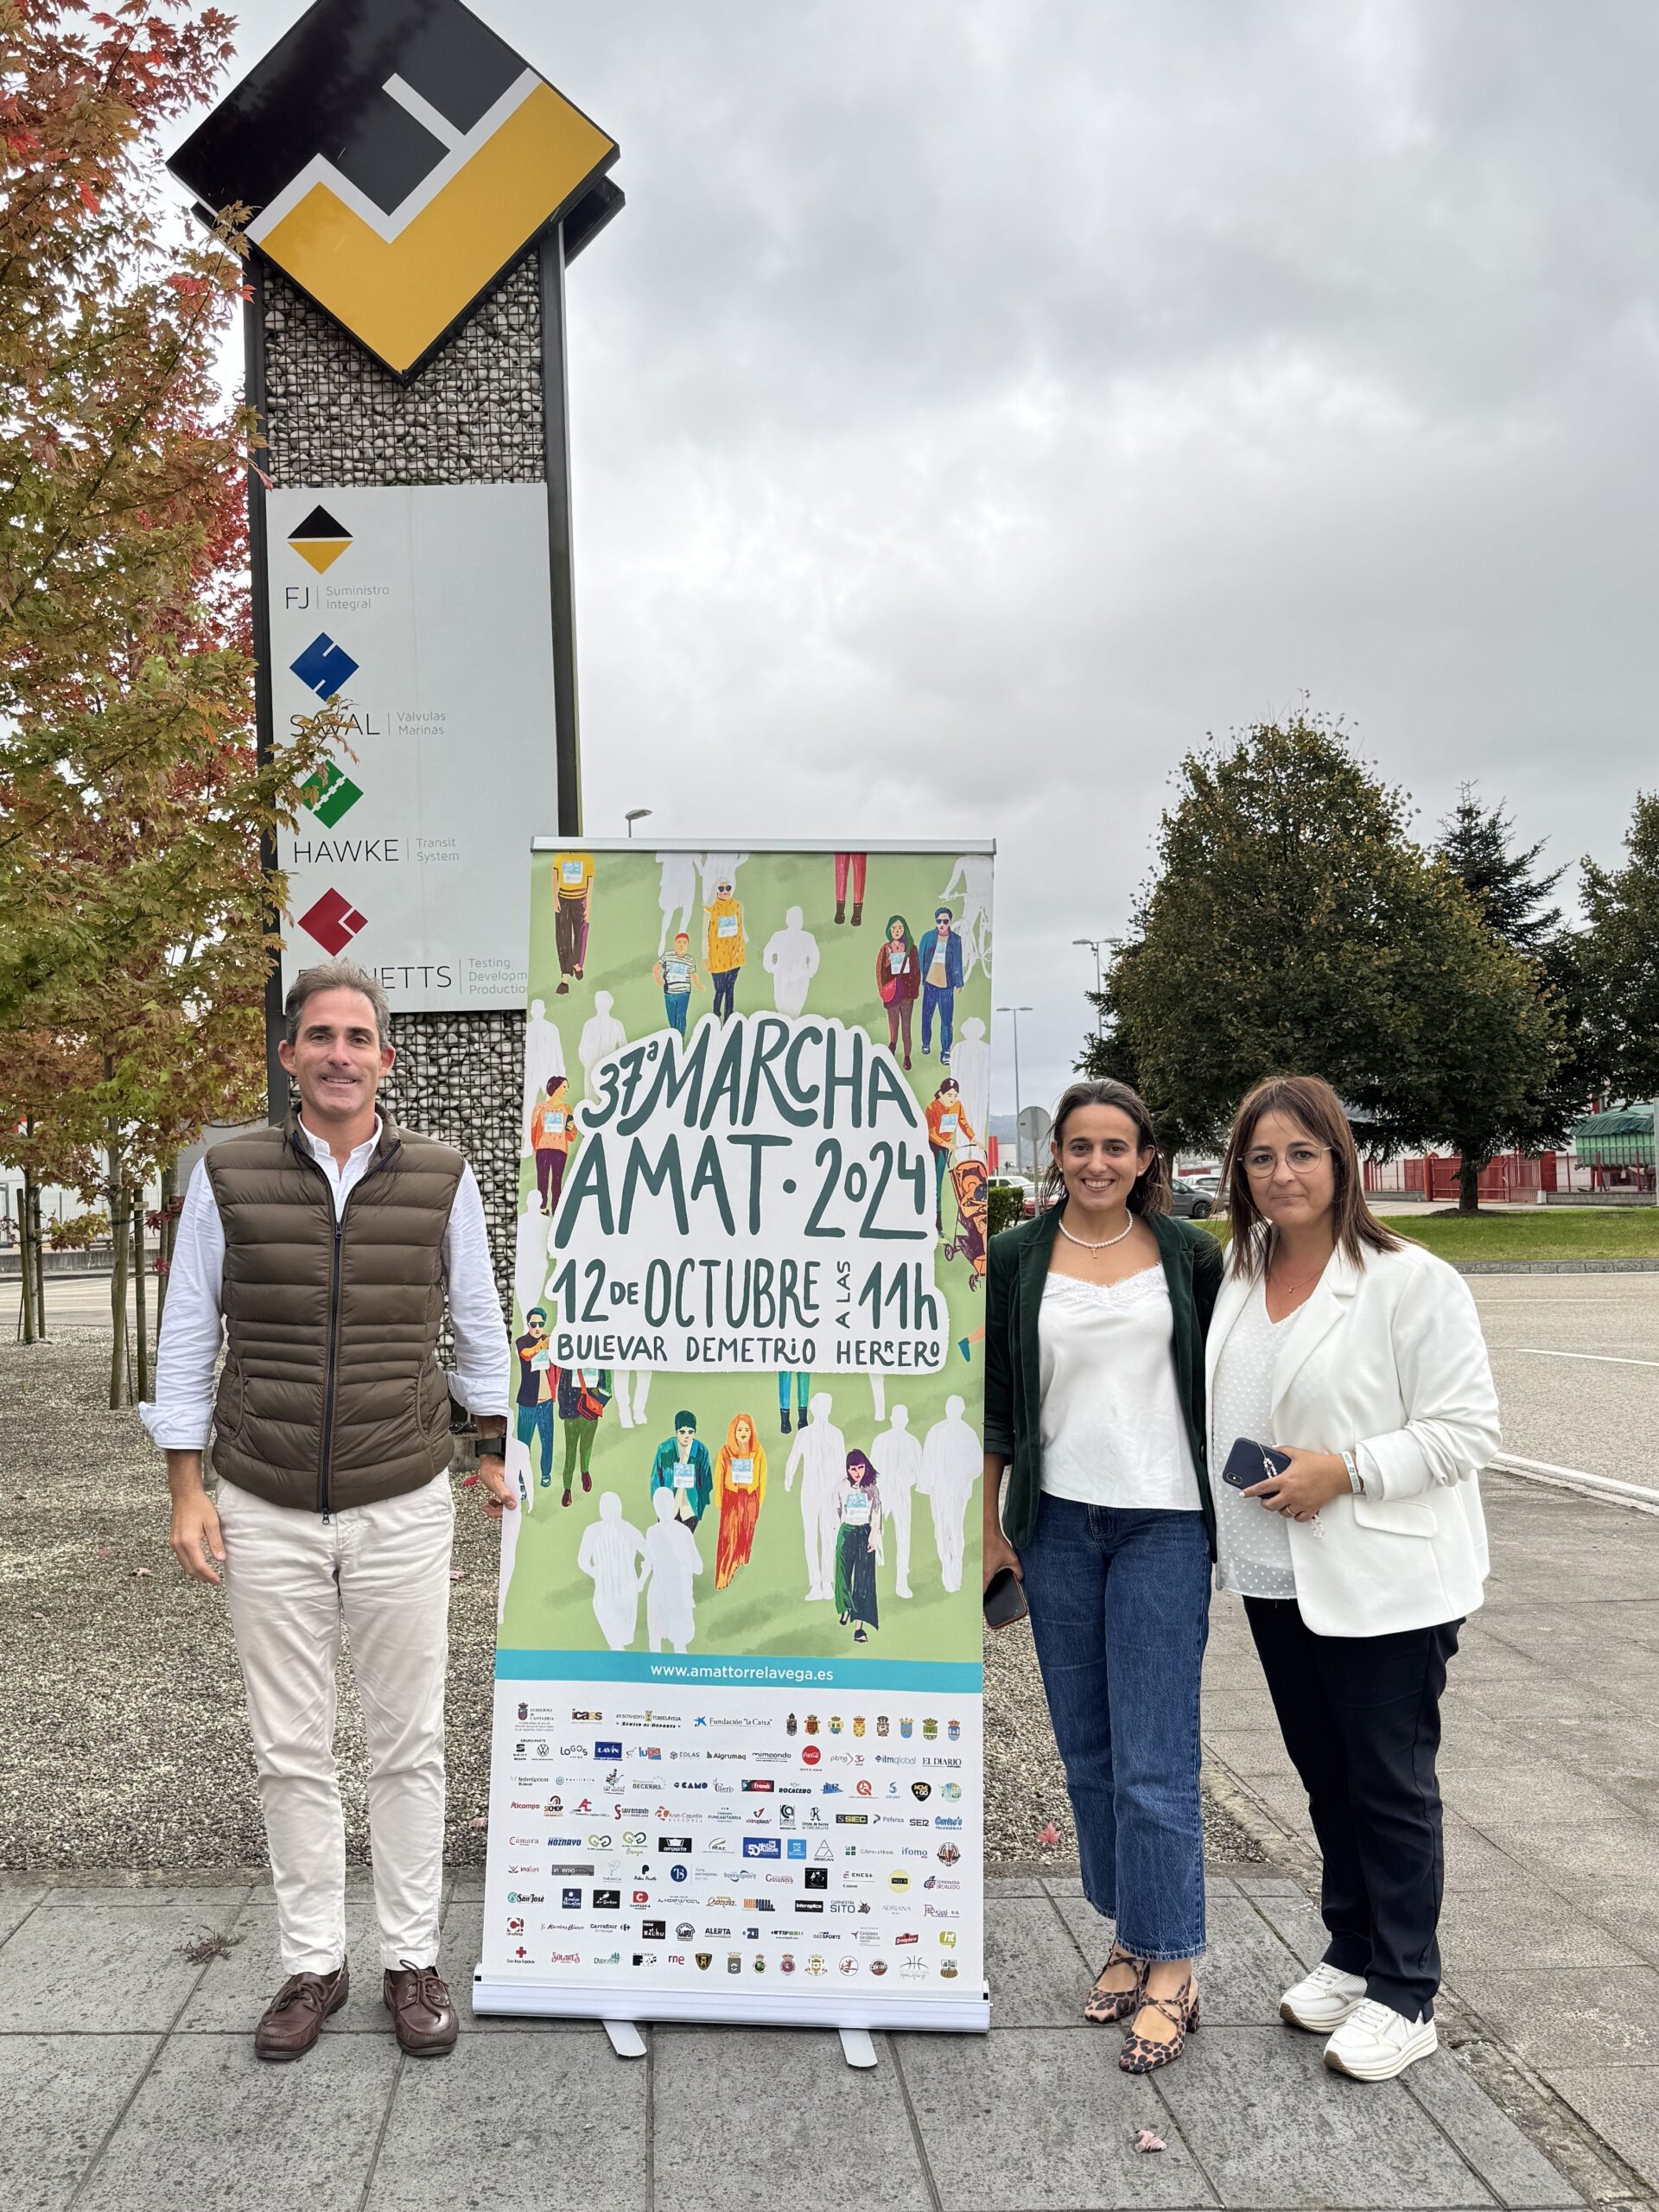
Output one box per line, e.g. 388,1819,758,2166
200,0,1659,1112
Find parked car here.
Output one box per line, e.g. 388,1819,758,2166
989,1173,1037,1220
1168,1177,1215,1220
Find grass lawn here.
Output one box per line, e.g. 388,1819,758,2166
1198,1208,1659,1262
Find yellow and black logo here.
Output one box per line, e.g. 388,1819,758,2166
287,504,353,574
169,0,620,378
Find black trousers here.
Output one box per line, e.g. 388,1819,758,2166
1245,1598,1461,2021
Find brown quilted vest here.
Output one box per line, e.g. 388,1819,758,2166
206,1114,465,1512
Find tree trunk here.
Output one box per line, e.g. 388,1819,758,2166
31,1178,45,1334
132,1185,149,1403
107,1145,129,1409
17,1166,38,1344
1457,1156,1482,1215
156,1156,178,1338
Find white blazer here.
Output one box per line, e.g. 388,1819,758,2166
1205,1239,1500,1637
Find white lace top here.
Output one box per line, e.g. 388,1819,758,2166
1212,1277,1299,1599
1037,1265,1202,1513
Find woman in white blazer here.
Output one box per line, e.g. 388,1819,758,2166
1206,1075,1499,2085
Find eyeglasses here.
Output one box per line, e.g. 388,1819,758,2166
1243,1144,1332,1179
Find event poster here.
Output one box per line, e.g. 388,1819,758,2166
476,842,994,2028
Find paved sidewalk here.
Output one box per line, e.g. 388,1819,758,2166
0,1862,1586,2212
1204,1469,1659,2208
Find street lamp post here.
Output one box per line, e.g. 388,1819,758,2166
1072,938,1104,1039
996,1004,1033,1184
625,807,652,839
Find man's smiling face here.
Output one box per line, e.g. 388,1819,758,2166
278,986,393,1125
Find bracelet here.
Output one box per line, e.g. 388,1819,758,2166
1342,1449,1363,1497
476,1433,506,1459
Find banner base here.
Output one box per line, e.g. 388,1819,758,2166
473,1970,990,2034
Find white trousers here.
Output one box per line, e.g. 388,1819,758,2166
217,1472,454,1976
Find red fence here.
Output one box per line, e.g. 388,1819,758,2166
1363,1152,1556,1203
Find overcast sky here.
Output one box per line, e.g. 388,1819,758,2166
175,0,1659,1120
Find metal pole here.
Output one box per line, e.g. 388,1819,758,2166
245,256,286,1125
539,222,582,838
1072,938,1103,1039
997,1004,1033,1185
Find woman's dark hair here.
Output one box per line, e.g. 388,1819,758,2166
1040,1078,1169,1217
845,1449,875,1481
1220,1072,1401,1278
885,914,912,950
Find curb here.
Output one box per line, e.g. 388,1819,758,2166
1453,1258,1659,1274
1201,1748,1654,2206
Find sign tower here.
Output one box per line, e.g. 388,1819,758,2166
168,0,620,1293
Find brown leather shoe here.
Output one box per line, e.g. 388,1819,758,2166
384,1961,459,2056
253,1963,349,2061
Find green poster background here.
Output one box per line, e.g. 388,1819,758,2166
500,843,993,1669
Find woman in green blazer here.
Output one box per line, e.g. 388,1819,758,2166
983,1078,1221,2075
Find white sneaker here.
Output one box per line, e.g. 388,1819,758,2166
1279,1962,1367,2032
1323,1998,1438,2081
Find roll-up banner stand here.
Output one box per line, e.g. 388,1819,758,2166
476,840,995,2031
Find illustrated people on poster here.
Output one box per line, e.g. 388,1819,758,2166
874,914,921,1071
918,906,964,1065
920,1394,981,1593
925,1077,976,1233
950,1016,991,1157
872,1403,923,1599
832,852,867,927
656,850,699,955
704,876,746,1024
499,1438,531,1620
512,1205,552,1340
650,1410,714,1529
578,1492,647,1650
553,1361,609,1504
513,1306,556,1490
654,931,705,1037
713,1412,768,1589
521,997,566,1143
834,1448,883,1644
641,1487,702,1652
698,851,747,906
939,854,993,979
612,1366,653,1433
784,1392,846,1602
778,1369,810,1435
551,849,594,995
578,990,626,1094
530,1076,580,1217
763,906,819,1017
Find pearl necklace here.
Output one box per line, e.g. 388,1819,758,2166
1056,1211,1135,1252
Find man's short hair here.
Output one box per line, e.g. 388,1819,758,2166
283,960,391,1049
934,906,952,924
674,1410,696,1431
528,1306,547,1324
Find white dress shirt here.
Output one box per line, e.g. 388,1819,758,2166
140,1118,510,1451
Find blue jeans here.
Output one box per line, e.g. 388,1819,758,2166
664,991,690,1036
516,1401,553,1484
1019,1494,1210,1961
921,982,954,1061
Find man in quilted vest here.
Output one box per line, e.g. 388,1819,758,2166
143,962,513,2063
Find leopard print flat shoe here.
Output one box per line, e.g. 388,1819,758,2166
1119,1975,1200,2073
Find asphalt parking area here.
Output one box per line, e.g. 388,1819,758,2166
1471,1274,1659,1486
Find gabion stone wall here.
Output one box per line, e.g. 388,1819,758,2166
261,257,544,486
263,257,548,1317
381,1013,524,1308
